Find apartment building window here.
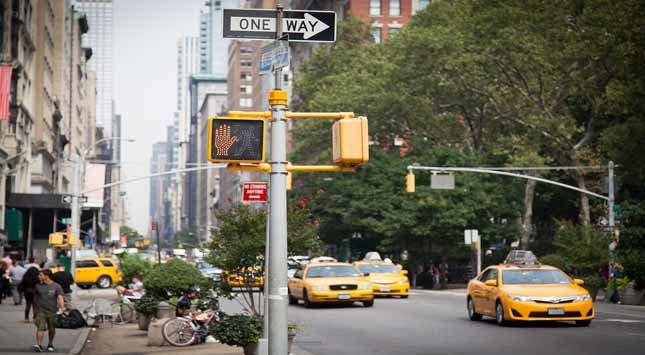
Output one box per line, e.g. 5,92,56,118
370,0,381,16
371,27,382,44
240,98,252,107
389,0,401,16
241,73,252,81
389,27,401,39
419,0,431,11
241,59,252,67
240,85,252,94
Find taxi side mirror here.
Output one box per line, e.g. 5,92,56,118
484,279,498,287
363,272,370,277
402,270,408,276
574,278,584,285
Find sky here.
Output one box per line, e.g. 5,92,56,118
114,0,204,234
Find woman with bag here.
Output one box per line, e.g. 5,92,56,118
19,267,40,321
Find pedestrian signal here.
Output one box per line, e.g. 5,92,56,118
332,117,369,165
208,117,266,163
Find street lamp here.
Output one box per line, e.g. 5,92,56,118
70,137,135,286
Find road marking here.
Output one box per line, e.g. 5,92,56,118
595,318,645,323
410,289,467,297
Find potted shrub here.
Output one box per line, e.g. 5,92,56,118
211,314,262,355
610,277,643,305
288,322,301,354
580,274,604,301
134,294,159,330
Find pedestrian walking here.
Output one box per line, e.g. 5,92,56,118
0,260,11,302
19,267,40,322
52,264,75,309
10,259,27,305
33,269,65,352
24,257,41,271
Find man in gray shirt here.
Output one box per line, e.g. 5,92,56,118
10,259,26,305
33,269,65,352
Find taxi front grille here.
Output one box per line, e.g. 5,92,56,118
330,284,357,291
528,311,582,318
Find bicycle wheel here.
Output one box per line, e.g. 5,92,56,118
162,318,196,347
110,302,134,324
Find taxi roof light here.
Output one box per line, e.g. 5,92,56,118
504,250,540,267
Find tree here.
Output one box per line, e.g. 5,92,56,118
206,205,322,315
120,226,144,248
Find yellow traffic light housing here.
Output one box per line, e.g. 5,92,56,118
332,117,369,165
207,117,266,163
406,172,415,193
49,232,80,248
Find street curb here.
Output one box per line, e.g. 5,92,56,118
66,327,91,355
293,344,318,355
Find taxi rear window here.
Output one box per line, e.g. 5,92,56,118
101,260,114,267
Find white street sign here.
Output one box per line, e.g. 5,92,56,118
224,9,336,42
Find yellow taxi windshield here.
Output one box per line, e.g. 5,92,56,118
357,264,399,274
502,269,572,285
307,265,362,278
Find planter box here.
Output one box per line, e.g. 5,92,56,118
619,287,644,305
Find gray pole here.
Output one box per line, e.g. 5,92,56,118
70,158,81,286
268,5,288,355
608,161,615,277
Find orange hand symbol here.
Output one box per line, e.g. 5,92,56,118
215,124,239,156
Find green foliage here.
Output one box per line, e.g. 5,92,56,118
120,226,145,248
173,230,199,249
117,254,152,286
542,222,609,288
539,254,570,271
142,259,208,299
211,314,262,347
134,293,159,317
206,205,322,314
607,277,631,292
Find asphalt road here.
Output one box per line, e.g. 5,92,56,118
284,290,645,355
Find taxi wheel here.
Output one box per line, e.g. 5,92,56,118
467,297,482,321
575,320,591,327
97,276,112,289
288,290,298,305
401,295,409,299
363,300,374,307
303,290,313,308
495,301,507,326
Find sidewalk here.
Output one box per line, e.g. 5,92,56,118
81,322,243,355
0,296,90,355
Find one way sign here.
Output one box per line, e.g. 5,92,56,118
223,9,336,42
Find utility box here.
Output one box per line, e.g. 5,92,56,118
332,117,369,165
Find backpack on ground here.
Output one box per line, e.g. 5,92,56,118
56,309,87,329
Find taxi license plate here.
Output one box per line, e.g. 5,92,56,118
548,308,565,316
338,293,351,300
380,286,390,292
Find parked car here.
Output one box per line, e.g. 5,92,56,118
75,257,122,289
197,261,223,281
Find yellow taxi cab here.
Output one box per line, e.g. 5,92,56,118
75,257,122,289
223,268,264,288
466,250,594,326
288,262,374,307
354,261,410,298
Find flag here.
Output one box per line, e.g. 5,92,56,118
0,65,13,121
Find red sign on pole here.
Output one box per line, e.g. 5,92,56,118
243,182,268,202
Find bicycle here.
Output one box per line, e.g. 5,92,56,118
162,296,223,347
109,295,138,325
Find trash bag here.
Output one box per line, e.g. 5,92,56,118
56,309,87,329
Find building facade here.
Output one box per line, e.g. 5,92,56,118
199,0,240,76
74,0,113,136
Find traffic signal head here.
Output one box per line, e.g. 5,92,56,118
406,172,415,193
207,117,266,163
332,117,369,165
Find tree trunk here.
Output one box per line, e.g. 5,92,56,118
520,178,537,249
573,169,591,225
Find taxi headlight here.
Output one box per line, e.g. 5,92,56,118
509,294,531,302
398,279,409,285
311,285,327,291
574,294,591,302
358,283,372,290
